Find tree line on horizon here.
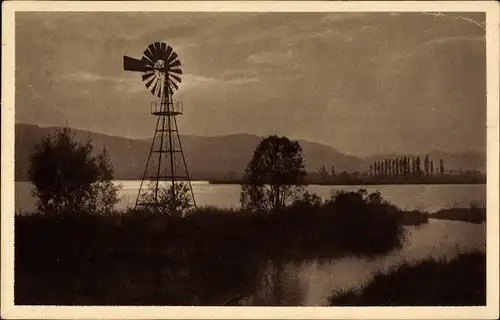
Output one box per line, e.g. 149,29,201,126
369,155,444,178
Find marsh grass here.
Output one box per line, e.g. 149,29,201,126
430,201,486,224
329,250,486,306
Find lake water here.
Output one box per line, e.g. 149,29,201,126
15,181,485,213
14,181,487,305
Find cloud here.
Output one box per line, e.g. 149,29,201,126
225,77,260,85
182,74,219,88
66,71,121,83
319,12,369,24
65,71,143,92
247,50,292,64
387,35,485,62
423,35,485,46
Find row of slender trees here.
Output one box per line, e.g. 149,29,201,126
370,156,444,178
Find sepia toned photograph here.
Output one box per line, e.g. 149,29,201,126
1,1,499,319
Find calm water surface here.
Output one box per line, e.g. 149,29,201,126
15,180,485,213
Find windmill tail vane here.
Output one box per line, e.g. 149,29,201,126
123,41,196,214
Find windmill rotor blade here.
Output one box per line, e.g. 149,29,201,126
142,72,155,82
155,82,161,98
145,76,156,89
141,56,154,68
143,49,155,64
165,46,173,62
159,42,169,60
169,79,179,91
169,68,183,75
167,51,178,64
157,83,163,98
154,42,162,53
147,43,156,57
169,59,181,69
152,42,163,60
141,56,153,71
124,55,148,72
169,73,182,83
151,79,159,96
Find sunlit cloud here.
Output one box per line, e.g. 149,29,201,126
387,35,485,61
182,74,219,88
65,71,144,92
247,50,292,64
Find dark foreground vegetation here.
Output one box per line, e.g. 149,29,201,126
430,206,486,224
329,251,486,306
16,190,408,305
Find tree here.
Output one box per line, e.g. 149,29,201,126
416,156,421,175
424,155,429,176
403,156,409,178
240,135,306,212
318,165,329,181
28,127,119,215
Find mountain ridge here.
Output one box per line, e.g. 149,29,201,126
14,123,485,181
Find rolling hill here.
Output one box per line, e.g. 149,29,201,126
14,123,363,181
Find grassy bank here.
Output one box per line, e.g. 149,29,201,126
329,251,486,306
430,206,486,224
15,190,407,305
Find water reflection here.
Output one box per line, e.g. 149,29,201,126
15,181,486,213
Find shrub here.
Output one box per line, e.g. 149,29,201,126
324,189,404,252
137,181,194,216
28,127,119,215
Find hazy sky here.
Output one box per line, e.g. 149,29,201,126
15,11,486,156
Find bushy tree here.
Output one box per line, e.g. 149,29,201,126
240,135,306,212
28,128,120,215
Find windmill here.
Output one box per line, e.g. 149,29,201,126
123,41,196,213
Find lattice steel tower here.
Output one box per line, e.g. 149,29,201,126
123,42,196,213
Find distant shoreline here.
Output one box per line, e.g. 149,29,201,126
208,180,486,186
14,179,486,186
